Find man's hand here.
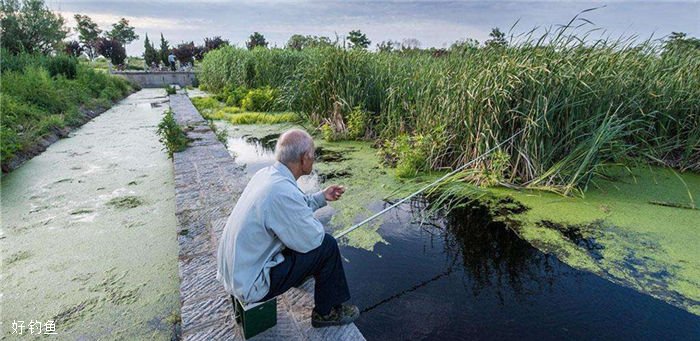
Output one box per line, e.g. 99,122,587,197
323,185,345,201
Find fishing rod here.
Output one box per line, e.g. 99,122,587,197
333,127,528,239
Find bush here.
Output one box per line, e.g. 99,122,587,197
165,85,177,95
225,86,249,107
45,54,77,79
240,86,278,112
346,106,367,139
156,109,190,158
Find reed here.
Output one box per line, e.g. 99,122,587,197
199,24,699,194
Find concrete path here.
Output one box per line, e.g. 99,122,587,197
169,94,365,340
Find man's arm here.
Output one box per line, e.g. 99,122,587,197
268,191,325,253
303,191,327,212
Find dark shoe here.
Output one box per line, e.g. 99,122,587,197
311,304,360,328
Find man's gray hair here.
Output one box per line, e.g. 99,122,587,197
275,129,314,164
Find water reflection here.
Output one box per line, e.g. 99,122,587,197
343,199,700,340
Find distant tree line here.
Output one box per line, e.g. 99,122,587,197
240,27,699,59
143,34,230,68
1,0,698,64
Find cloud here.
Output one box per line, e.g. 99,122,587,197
57,10,196,31
50,1,699,55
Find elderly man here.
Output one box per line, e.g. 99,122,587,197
217,129,359,327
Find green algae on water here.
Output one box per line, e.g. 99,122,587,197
107,195,145,209
473,166,700,316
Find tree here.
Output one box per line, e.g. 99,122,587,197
286,34,308,50
286,34,334,50
158,33,170,65
246,32,268,50
74,14,102,59
95,37,126,65
64,40,83,57
485,27,507,48
194,44,206,61
662,32,700,56
173,41,195,65
106,18,139,49
347,30,370,49
376,40,397,53
143,34,159,67
204,36,229,52
400,38,421,51
0,0,68,54
450,38,479,55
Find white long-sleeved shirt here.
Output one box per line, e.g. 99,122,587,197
216,161,327,303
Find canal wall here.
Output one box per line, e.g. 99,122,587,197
169,93,365,340
113,71,196,88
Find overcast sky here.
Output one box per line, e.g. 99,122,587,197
47,0,700,56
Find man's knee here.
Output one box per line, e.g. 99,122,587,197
321,233,339,252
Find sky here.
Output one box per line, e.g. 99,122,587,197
47,0,700,56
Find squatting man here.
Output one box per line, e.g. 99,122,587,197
217,128,359,327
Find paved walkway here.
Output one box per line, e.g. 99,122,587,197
169,94,365,340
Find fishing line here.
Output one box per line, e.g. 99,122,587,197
333,126,528,239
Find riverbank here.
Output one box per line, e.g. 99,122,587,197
1,51,137,173
2,93,136,173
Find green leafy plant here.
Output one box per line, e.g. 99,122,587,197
346,106,367,139
156,109,190,158
240,86,278,112
164,85,177,95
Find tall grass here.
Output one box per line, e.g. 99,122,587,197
1,50,134,168
199,25,699,194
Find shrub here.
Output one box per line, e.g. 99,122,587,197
45,54,77,79
156,109,190,157
165,85,177,95
225,85,248,107
346,106,367,139
240,86,278,112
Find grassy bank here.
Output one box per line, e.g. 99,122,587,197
199,27,699,195
1,50,135,171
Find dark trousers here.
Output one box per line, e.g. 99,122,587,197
261,233,350,315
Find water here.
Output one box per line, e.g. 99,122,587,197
222,125,700,340
345,202,700,340
1,89,179,340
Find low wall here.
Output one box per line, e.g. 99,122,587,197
113,71,196,88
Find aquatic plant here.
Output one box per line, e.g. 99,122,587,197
227,112,298,125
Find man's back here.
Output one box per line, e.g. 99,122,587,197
216,162,325,303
